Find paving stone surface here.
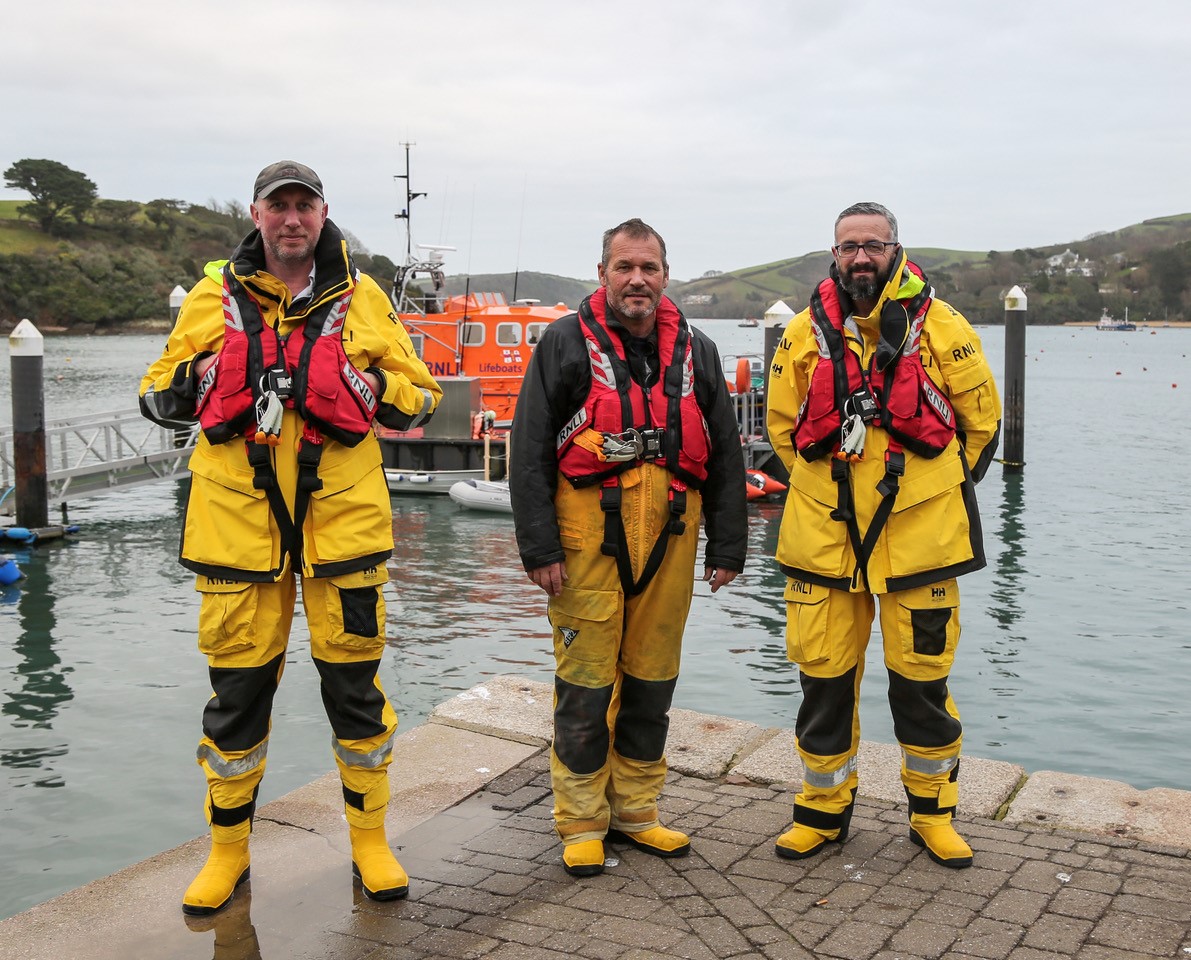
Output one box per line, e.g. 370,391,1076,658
7,735,1191,960
166,749,1191,960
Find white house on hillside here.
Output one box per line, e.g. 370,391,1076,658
1045,248,1095,277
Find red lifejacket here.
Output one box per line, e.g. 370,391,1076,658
794,262,956,462
195,268,378,447
556,287,710,488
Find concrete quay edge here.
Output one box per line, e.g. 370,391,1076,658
1,673,1189,960
429,675,1191,849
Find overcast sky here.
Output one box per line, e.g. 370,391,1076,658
4,1,1188,283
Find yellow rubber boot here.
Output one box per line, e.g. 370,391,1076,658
562,839,606,877
774,799,853,861
607,824,690,858
774,823,841,860
349,825,409,900
909,814,973,869
182,838,251,916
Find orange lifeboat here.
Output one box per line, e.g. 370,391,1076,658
393,255,570,425
745,469,786,501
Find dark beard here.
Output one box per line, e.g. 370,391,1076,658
840,267,881,303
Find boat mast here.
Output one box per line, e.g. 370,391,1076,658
394,141,426,262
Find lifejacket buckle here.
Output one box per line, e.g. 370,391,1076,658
600,426,665,463
600,428,643,462
876,448,905,499
638,427,664,461
264,366,294,400
842,386,878,424
598,477,622,513
667,483,687,535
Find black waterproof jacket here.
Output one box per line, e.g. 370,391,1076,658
510,307,748,574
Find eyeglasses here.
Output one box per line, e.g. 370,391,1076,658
833,240,896,259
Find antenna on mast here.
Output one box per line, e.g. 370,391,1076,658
394,141,427,260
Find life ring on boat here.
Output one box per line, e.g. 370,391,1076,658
735,358,752,394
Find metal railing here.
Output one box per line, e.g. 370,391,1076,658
0,408,197,509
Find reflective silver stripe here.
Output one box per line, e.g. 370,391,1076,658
404,388,436,429
196,740,268,779
332,731,396,770
903,751,958,776
802,755,856,789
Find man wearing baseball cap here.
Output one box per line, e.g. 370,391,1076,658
141,160,442,914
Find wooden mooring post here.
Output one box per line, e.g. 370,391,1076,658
1002,285,1027,474
8,319,49,527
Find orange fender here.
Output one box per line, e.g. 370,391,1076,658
735,357,751,394
745,469,787,500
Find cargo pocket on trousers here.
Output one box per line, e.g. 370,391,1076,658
325,569,388,650
548,586,619,666
196,578,258,656
895,583,959,666
784,579,830,665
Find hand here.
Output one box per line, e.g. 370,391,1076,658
528,561,567,597
194,355,216,379
702,566,738,593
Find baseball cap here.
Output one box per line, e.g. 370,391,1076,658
253,161,324,201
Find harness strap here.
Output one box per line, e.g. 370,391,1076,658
829,444,905,590
829,458,864,589
599,477,688,597
855,443,904,582
245,429,325,573
247,441,298,567
292,428,325,568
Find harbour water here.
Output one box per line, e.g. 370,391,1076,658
1,322,1189,920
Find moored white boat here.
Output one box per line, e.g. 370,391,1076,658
448,478,513,513
386,468,484,496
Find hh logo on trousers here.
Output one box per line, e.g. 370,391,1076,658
932,586,947,600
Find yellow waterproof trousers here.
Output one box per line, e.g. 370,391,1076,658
194,565,397,841
783,578,963,832
548,465,702,844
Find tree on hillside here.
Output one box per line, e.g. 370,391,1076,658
214,199,252,236
146,198,185,246
1146,244,1191,316
93,199,142,241
3,158,98,235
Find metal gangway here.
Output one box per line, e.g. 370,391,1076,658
0,408,197,511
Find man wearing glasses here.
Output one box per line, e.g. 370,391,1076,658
765,202,1001,869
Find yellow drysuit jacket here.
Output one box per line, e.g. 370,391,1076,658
140,224,441,581
767,252,1001,594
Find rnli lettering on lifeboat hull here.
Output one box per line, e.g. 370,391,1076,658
428,361,459,377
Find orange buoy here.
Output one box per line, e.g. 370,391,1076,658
735,357,752,394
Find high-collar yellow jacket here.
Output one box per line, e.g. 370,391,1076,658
140,223,441,581
766,251,1001,594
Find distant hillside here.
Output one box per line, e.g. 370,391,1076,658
2,193,1189,329
670,215,1191,324
0,198,399,331
442,271,595,311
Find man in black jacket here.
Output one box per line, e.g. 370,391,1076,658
510,218,747,877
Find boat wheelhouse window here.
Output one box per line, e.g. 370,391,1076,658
408,333,424,358
496,323,521,347
462,322,485,346
526,322,548,345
